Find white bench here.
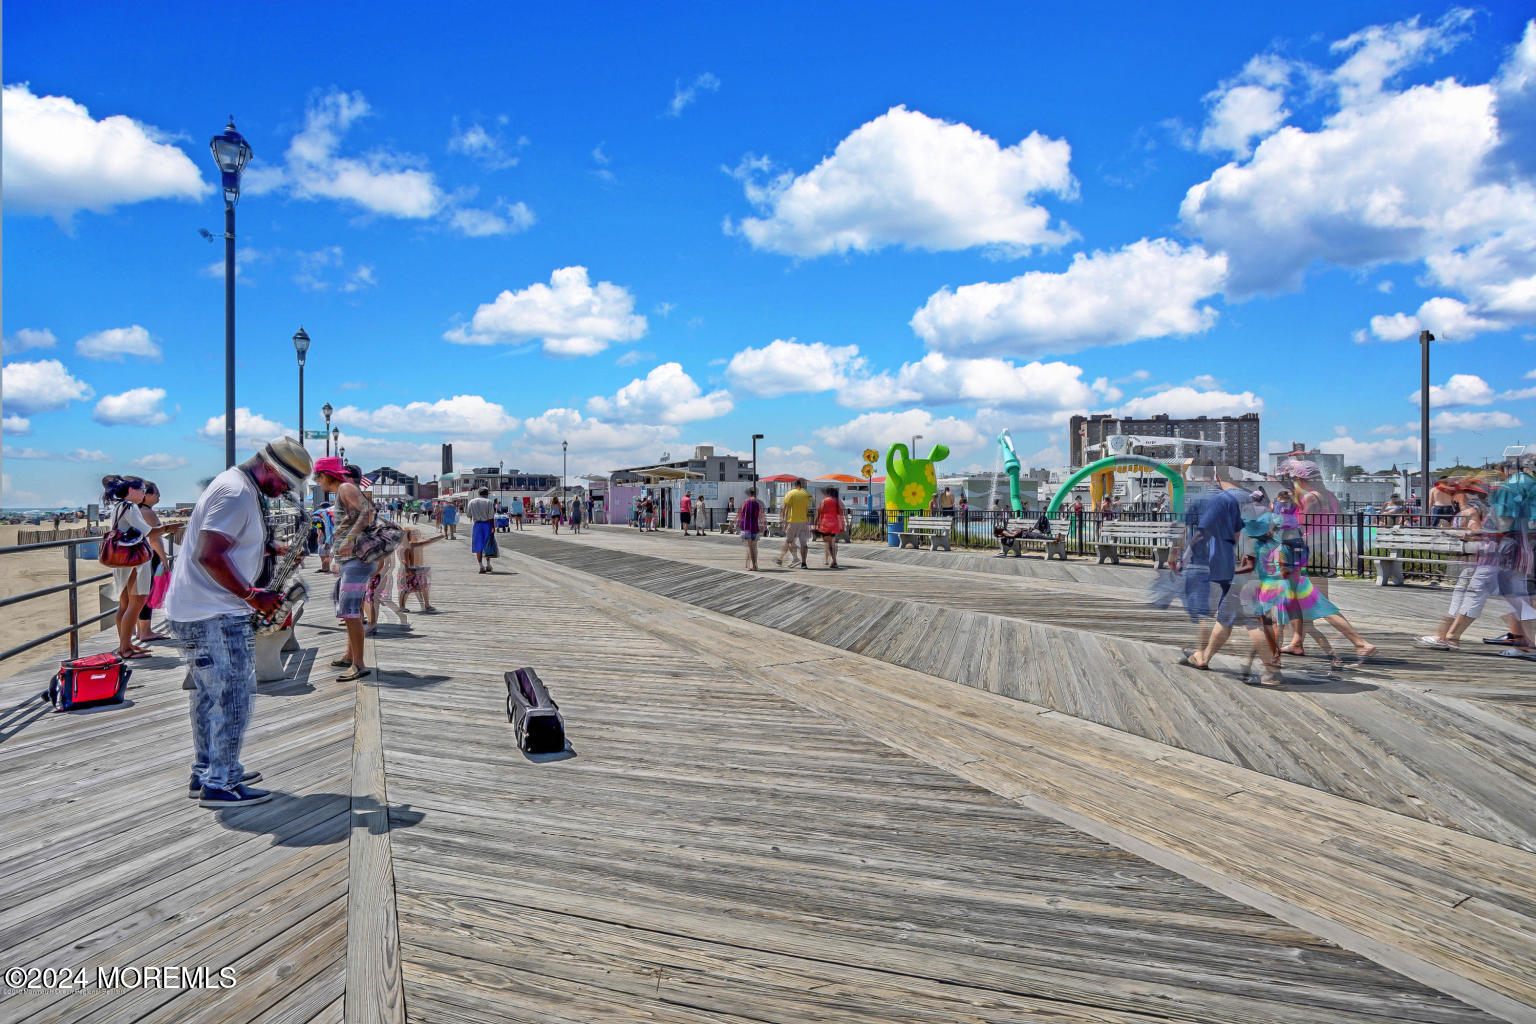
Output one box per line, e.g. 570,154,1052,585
996,519,1066,560
1362,526,1474,586
718,511,740,534
763,513,785,537
1096,521,1183,568
899,515,952,551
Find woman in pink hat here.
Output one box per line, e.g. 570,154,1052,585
314,456,374,681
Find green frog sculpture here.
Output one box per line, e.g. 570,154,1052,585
884,441,950,512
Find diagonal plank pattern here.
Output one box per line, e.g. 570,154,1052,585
372,538,1504,1023
507,528,1536,854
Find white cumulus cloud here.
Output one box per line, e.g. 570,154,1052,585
729,106,1076,258
587,363,733,424
3,328,58,354
520,407,681,474
911,238,1227,357
76,325,161,362
726,340,866,397
1198,56,1298,158
448,200,535,237
199,408,289,451
1115,385,1264,419
2,359,94,415
94,387,171,426
1,84,208,224
333,395,518,436
3,415,31,435
1363,296,1504,342
1430,410,1521,432
814,408,1000,457
271,90,443,218
445,266,647,356
1408,373,1496,408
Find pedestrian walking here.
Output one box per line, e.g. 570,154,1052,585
166,437,313,807
679,491,693,535
739,487,765,570
816,486,847,568
776,478,812,568
134,480,175,645
468,487,497,573
441,500,459,540
398,527,441,612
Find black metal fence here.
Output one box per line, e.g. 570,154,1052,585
659,506,1494,582
0,536,120,664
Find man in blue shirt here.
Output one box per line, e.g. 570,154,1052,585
1175,463,1254,671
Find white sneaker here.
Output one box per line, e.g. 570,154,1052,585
1413,635,1456,651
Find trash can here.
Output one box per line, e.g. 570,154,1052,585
887,512,902,547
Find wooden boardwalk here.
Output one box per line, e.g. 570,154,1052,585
0,533,1530,1022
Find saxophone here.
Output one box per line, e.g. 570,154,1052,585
252,513,310,634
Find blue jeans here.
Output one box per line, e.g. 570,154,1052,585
173,613,255,791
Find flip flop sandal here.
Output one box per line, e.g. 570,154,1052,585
1413,636,1455,651
117,649,151,660
1483,633,1526,646
337,667,372,682
1177,649,1209,670
330,657,353,668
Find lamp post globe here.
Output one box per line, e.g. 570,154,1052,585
209,118,253,470
322,403,334,456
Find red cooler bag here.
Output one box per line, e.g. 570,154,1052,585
47,653,131,711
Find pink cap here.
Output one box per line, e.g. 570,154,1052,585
313,455,347,478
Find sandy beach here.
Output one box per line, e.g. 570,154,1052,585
0,523,122,683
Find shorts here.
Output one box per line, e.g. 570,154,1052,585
1447,565,1499,620
401,566,431,594
785,522,811,547
740,531,760,542
680,510,691,525
366,571,392,604
472,519,495,554
334,558,371,620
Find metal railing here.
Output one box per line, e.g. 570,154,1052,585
0,536,118,664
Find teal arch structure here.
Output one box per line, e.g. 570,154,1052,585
1046,456,1185,515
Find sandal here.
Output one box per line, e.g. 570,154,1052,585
1413,635,1456,651
1243,667,1286,687
337,666,372,682
1177,649,1209,670
116,648,151,660
330,657,353,668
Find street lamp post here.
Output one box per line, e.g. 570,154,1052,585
332,426,340,460
1420,329,1434,521
293,327,310,511
750,434,763,486
322,403,333,456
911,433,923,456
562,440,568,500
209,118,252,470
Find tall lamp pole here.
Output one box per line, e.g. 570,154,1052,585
911,433,923,456
322,403,333,456
562,440,568,499
209,118,252,470
1420,329,1434,521
293,327,310,511
332,426,340,460
751,434,763,486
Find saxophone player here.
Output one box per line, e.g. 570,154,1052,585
166,437,313,808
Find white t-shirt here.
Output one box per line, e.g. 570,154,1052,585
467,496,495,522
165,467,266,622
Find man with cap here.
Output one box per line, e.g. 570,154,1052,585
166,437,313,808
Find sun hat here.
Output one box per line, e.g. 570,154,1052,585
1279,459,1320,480
313,455,347,479
259,436,314,494
1242,512,1275,537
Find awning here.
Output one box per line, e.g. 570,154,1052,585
630,466,706,481
759,473,799,483
815,473,865,484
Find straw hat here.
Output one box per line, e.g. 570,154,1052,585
259,436,314,493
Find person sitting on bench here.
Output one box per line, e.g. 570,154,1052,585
995,514,1053,554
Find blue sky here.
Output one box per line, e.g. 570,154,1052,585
4,1,1535,505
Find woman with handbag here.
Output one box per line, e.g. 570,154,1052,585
100,475,157,660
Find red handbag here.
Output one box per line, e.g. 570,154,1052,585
98,505,150,568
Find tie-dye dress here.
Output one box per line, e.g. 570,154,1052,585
1251,538,1340,624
